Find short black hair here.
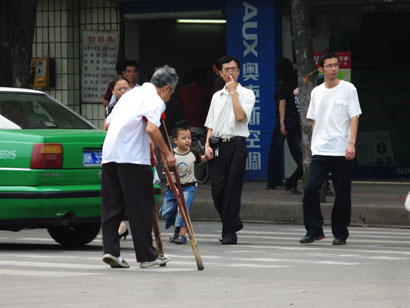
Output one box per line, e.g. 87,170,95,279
124,60,139,71
213,58,222,70
318,51,338,67
218,55,240,70
116,58,128,75
172,123,190,139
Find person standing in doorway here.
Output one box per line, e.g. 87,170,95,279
266,58,303,194
299,51,361,246
101,65,178,268
204,55,255,245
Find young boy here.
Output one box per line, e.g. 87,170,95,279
159,124,207,244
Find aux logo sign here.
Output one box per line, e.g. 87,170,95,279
242,1,258,57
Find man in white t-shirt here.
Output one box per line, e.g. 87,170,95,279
101,65,178,269
204,55,255,245
299,51,362,246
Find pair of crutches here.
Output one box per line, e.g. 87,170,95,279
151,120,204,271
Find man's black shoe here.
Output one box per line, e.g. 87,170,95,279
332,238,346,245
221,236,237,245
219,237,223,243
299,234,325,244
289,187,302,195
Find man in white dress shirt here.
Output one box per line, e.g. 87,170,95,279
204,55,256,245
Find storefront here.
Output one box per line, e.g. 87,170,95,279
32,0,410,180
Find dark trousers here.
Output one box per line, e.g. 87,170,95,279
208,139,247,238
101,163,158,262
267,120,303,189
303,155,353,240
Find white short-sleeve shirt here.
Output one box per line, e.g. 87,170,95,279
204,84,255,138
307,80,362,156
102,83,165,165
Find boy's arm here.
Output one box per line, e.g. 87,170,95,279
200,154,208,164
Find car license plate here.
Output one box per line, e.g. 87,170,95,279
83,149,102,167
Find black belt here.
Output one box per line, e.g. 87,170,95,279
219,136,246,143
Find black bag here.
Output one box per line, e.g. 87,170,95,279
208,136,220,150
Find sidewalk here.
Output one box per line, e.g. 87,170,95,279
159,181,410,228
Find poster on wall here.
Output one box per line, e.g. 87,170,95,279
356,130,395,166
314,51,351,82
81,30,119,103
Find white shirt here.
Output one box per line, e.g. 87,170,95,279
102,83,165,165
204,84,255,138
108,83,140,108
307,80,362,156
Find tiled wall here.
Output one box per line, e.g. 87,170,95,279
32,0,120,129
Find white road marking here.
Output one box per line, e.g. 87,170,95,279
228,264,291,268
0,260,105,270
0,269,97,277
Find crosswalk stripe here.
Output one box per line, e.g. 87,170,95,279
0,260,105,270
0,269,97,277
237,244,410,256
228,264,291,268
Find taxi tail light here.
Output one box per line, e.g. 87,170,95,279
30,143,63,169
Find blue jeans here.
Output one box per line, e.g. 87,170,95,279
159,185,197,228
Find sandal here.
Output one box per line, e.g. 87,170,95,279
174,235,187,245
168,227,180,243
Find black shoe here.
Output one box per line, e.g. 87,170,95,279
289,187,302,195
119,229,129,241
222,236,237,245
332,238,346,245
299,234,325,244
265,185,282,190
169,227,180,243
218,236,223,243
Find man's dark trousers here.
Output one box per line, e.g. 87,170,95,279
267,120,303,189
303,155,352,240
101,163,158,262
209,139,247,239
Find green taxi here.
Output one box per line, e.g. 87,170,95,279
0,87,107,246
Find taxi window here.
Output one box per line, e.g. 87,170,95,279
0,93,93,129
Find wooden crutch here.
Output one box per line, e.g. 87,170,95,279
159,121,204,271
150,144,166,266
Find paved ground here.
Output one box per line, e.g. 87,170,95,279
185,180,410,227
1,222,410,308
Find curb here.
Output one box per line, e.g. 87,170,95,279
190,198,410,228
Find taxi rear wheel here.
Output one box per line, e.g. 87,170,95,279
47,223,100,246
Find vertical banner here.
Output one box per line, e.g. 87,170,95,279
226,0,279,179
81,31,119,103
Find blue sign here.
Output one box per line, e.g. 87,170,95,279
226,0,280,180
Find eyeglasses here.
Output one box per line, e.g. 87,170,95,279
222,67,238,73
323,63,339,69
114,87,129,91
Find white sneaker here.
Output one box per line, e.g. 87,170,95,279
102,254,129,268
140,255,170,268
